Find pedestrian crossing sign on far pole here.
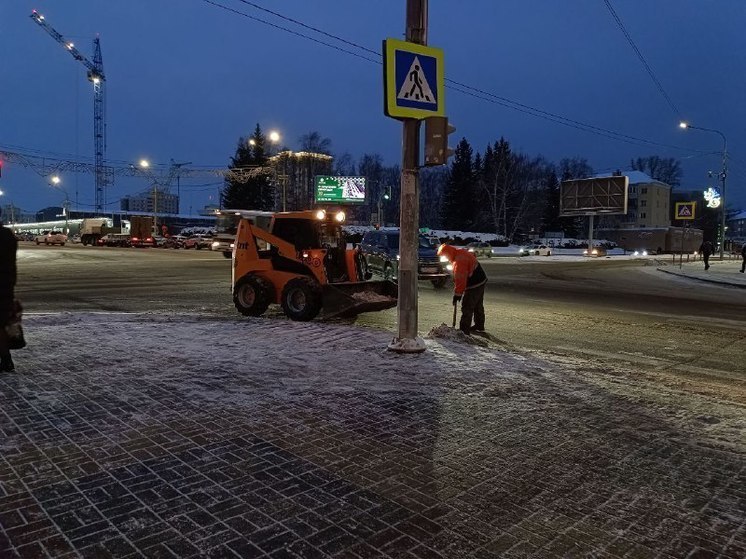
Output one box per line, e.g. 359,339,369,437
675,202,696,220
383,38,445,120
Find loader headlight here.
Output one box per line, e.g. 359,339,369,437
439,255,449,263
334,211,346,223
446,264,453,271
315,210,326,220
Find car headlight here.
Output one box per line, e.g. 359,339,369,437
212,241,219,248
633,250,639,256
396,254,400,260
642,250,648,256
468,248,474,252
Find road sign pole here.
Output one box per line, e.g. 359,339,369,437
389,0,427,353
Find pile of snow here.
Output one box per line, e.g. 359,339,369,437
426,323,488,346
344,225,508,244
350,291,396,303
178,226,216,236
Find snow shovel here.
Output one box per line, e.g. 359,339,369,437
451,301,458,328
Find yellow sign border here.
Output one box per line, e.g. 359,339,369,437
675,201,696,220
383,38,445,120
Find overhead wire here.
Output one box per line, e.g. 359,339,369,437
602,0,683,119
200,0,709,155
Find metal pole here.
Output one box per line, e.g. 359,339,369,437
389,0,427,353
588,214,594,254
719,142,728,259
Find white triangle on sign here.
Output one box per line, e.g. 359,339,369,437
679,206,692,216
397,56,435,104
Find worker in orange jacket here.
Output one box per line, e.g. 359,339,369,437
437,244,488,334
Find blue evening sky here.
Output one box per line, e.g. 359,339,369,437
1,0,744,215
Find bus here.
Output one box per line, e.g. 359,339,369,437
211,209,274,258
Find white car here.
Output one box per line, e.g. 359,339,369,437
35,231,67,246
519,245,551,256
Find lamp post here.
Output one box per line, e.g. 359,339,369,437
679,121,728,259
267,131,286,211
50,175,70,234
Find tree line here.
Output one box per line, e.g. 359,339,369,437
222,123,683,242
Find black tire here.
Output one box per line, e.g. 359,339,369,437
281,277,322,321
222,251,231,259
233,275,272,317
431,277,448,289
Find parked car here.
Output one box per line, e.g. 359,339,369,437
35,231,67,246
162,236,184,249
583,246,607,257
518,244,551,256
97,233,131,247
359,229,449,288
184,234,213,250
466,242,493,258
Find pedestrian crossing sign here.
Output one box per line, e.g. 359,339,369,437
675,202,696,220
383,38,445,120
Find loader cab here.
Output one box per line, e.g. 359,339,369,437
270,211,348,282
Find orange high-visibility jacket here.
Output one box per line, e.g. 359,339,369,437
438,245,487,295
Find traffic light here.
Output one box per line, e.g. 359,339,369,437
424,116,456,166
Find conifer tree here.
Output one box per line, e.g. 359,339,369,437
222,123,275,210
440,138,474,231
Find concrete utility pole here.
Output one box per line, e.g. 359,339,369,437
389,0,428,353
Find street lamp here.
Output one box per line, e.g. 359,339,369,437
679,121,728,259
267,130,287,210
49,175,70,234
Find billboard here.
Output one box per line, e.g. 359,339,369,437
315,176,367,204
560,176,629,216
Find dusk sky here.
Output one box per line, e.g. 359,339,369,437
1,0,744,216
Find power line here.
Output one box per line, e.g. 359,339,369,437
602,0,683,118
200,0,707,155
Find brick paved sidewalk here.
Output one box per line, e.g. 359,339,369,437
1,313,745,558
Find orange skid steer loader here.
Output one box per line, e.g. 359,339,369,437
232,209,397,321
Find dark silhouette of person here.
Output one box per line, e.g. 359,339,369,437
740,244,745,273
699,240,713,271
406,64,424,100
0,208,18,372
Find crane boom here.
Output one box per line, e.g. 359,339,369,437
30,10,108,212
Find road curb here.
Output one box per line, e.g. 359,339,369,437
656,267,746,289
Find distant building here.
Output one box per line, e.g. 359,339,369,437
121,189,179,214
35,206,64,222
597,171,672,229
597,172,703,253
1,204,35,223
269,150,333,211
729,210,746,242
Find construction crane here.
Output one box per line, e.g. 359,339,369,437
30,10,108,212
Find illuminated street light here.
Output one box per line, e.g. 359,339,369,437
50,175,61,185
139,159,150,169
678,121,728,259
248,139,256,146
269,130,280,144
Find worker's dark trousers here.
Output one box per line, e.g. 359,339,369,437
703,254,710,270
460,283,486,333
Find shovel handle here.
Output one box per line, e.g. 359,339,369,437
452,301,457,328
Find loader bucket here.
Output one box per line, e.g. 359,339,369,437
320,280,398,319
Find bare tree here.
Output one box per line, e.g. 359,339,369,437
299,131,332,154
630,155,682,186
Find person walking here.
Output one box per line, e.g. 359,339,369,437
699,240,713,271
740,244,746,273
0,208,18,372
437,244,487,335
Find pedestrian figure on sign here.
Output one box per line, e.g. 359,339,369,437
740,244,746,273
0,208,18,372
406,65,426,101
699,240,713,270
437,244,487,335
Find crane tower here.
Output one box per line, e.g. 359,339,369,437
30,10,108,211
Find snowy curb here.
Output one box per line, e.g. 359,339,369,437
656,267,746,289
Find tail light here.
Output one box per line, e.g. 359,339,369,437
132,237,139,241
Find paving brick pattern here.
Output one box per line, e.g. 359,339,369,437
1,314,745,558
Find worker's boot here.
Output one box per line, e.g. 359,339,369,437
0,353,14,372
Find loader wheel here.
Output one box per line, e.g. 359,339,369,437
233,275,271,317
281,277,322,321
